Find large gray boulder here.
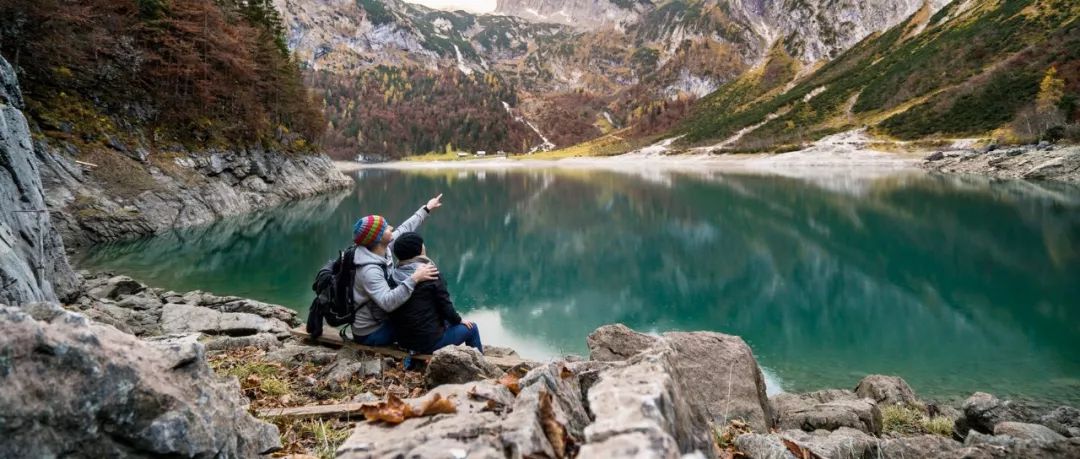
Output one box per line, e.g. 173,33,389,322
425,344,504,387
770,389,882,435
586,343,715,457
994,421,1068,443
955,392,1034,435
0,56,78,305
853,374,918,407
876,435,966,458
587,323,659,361
1040,406,1080,438
734,428,876,459
965,431,1080,458
588,324,773,432
0,304,279,457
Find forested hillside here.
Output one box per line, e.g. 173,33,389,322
0,0,323,151
678,0,1080,150
313,66,539,156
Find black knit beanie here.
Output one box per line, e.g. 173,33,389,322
392,232,424,261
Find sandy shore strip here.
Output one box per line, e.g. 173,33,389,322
335,130,926,176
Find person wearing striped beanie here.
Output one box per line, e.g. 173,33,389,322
348,194,443,346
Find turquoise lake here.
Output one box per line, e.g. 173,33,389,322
76,167,1080,405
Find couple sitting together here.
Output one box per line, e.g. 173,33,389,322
348,194,482,355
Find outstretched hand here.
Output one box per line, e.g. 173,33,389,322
426,194,443,212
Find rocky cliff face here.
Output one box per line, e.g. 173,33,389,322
35,140,352,248
0,56,78,304
494,0,650,30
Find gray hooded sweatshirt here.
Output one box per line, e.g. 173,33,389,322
351,205,428,336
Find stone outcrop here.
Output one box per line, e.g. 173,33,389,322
36,139,353,248
425,344,506,386
770,389,883,435
0,303,280,457
854,374,919,407
0,56,78,305
587,324,774,432
994,421,1068,443
737,427,877,459
954,391,1034,435
71,272,300,349
921,145,1080,183
338,324,785,458
1040,406,1080,438
586,323,658,361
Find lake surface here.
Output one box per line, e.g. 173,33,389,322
77,166,1080,405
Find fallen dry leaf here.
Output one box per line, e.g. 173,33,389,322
360,393,457,425
782,438,822,459
539,390,570,458
418,393,457,416
559,365,573,380
498,372,522,396
360,394,413,425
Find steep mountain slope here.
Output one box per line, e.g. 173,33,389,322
677,0,1080,150
274,0,944,158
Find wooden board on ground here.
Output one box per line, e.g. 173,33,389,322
289,326,431,361
289,326,528,370
257,402,369,420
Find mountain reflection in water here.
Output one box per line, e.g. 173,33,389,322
77,167,1080,405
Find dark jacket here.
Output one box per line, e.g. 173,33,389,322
389,257,462,353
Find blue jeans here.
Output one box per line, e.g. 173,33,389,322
353,322,396,346
427,323,483,354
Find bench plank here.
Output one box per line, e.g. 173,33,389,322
289,326,527,370
257,402,369,420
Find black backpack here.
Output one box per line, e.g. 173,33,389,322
306,246,395,340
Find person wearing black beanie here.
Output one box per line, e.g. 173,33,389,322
389,232,483,354
391,232,424,261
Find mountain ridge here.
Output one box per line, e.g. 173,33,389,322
276,0,946,158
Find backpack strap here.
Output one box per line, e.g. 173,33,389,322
356,262,394,287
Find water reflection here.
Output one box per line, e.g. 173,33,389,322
78,167,1080,404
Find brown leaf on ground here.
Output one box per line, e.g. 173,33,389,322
481,399,506,413
539,390,570,458
418,393,457,416
559,365,573,380
782,438,822,459
360,394,414,425
498,372,522,396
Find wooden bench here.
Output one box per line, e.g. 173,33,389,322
289,326,432,361
289,326,525,370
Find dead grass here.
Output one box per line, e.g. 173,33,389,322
208,346,428,457
882,405,954,437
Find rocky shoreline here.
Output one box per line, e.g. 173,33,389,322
3,272,1078,457
920,144,1080,183
36,142,353,250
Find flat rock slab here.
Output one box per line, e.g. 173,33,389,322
162,303,290,337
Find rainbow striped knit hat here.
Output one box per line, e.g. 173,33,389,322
353,215,388,247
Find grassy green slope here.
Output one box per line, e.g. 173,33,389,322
677,0,1080,150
